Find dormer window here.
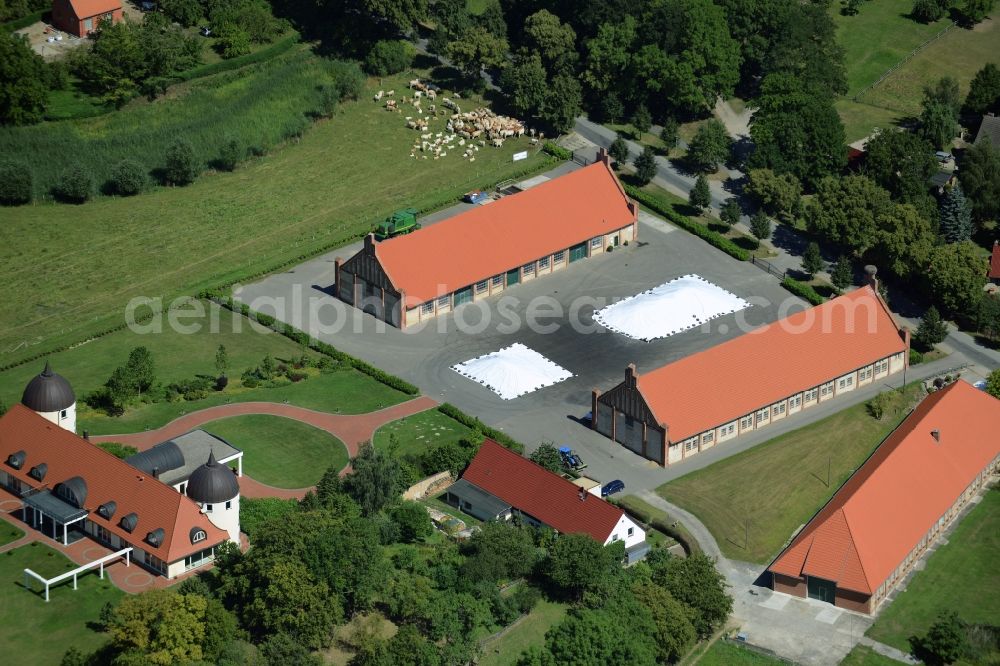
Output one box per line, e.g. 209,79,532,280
28,463,47,481
145,528,164,548
7,451,26,470
190,528,207,544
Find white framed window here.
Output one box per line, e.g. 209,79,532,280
205,504,213,513
539,256,550,269
820,384,830,397
522,261,535,275
590,237,603,249
421,301,434,314
225,500,232,510
703,431,714,443
775,402,786,414
790,395,801,408
757,408,769,420
491,274,503,287
627,527,634,537
84,18,93,30
554,251,566,263
684,439,698,452
475,280,488,293
437,295,450,308
612,533,619,542
60,409,67,418
740,416,753,430
723,423,735,435
192,529,207,543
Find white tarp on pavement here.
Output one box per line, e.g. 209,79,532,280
594,274,750,341
451,343,572,400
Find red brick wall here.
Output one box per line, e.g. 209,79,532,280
835,587,872,614
772,573,806,598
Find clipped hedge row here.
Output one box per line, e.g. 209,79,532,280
623,184,750,262
437,403,525,454
3,9,46,32
207,293,420,395
781,277,825,305
542,142,572,161
609,499,699,556
169,33,300,85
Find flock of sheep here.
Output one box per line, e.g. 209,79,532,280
372,78,542,162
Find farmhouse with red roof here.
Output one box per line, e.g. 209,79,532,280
51,0,122,37
768,380,1000,614
334,152,638,328
591,285,910,465
445,439,646,556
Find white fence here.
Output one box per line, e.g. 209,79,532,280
24,547,133,602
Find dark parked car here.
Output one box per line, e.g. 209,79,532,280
601,480,625,497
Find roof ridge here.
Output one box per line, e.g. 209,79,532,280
836,508,872,593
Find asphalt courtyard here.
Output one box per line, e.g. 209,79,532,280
237,169,803,490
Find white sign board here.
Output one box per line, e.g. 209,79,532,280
512,151,528,162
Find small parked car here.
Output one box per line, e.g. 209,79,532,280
463,190,490,204
601,480,625,497
199,26,212,37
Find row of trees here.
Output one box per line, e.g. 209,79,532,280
159,0,288,58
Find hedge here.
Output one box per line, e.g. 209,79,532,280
437,403,525,454
2,9,46,32
170,33,300,85
623,184,750,262
609,498,699,556
780,277,825,305
542,142,572,160
207,293,421,395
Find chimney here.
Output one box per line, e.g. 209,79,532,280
625,363,637,389
364,233,375,253
578,487,587,502
864,265,879,294
83,430,89,440
597,146,609,166
152,466,159,479
931,429,940,443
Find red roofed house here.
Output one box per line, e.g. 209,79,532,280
51,0,122,37
335,152,638,328
768,380,1000,614
989,241,1000,283
592,285,910,465
445,439,647,557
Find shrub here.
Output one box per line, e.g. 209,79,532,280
911,0,946,22
914,305,948,351
0,160,33,205
630,104,652,136
215,375,229,391
97,441,139,459
217,23,252,59
240,497,298,538
633,145,657,185
909,348,925,365
866,393,890,420
542,142,572,160
781,277,825,305
217,138,244,172
108,159,148,196
164,138,200,185
328,59,365,101
53,164,93,203
390,501,433,543
364,39,414,76
749,211,772,242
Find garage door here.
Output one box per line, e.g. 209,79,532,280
569,242,587,263
454,286,473,307
506,268,520,286
807,577,836,604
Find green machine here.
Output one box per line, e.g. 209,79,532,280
374,208,421,241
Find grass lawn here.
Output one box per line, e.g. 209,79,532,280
423,495,483,527
0,522,25,547
615,494,697,554
373,409,474,460
839,645,904,666
0,299,312,410
866,486,1000,652
658,384,925,563
861,18,1000,116
0,65,554,368
0,542,123,666
478,598,569,666
694,640,786,665
79,367,408,435
835,99,906,144
202,414,349,487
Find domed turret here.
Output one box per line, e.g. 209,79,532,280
186,452,240,543
22,361,76,432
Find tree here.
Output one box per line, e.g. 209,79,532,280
386,624,441,666
460,521,538,582
582,16,635,95
805,175,894,258
633,145,657,185
631,583,698,664
831,256,854,290
660,118,678,149
687,119,731,172
746,168,802,219
343,443,410,516
217,23,252,58
749,211,772,242
218,137,244,172
911,0,946,22
802,242,824,277
53,164,92,204
364,40,413,76
939,183,974,243
910,611,968,666
720,197,741,226
521,9,577,77
503,53,547,119
390,501,432,543
921,100,958,150
914,305,948,350
923,241,988,318
689,174,711,211
862,130,938,204
0,159,32,205
545,533,619,599
842,0,864,16
648,552,732,638
165,138,200,186
125,346,155,396
985,368,1000,399
109,159,148,196
529,443,564,473
608,134,630,167
159,0,202,26
870,202,934,280
480,1,506,38
959,138,1000,223
965,63,1000,115
537,72,582,133
0,34,48,125
105,591,208,665
631,104,652,136
215,344,229,377
960,0,996,24
446,27,508,84
538,607,658,665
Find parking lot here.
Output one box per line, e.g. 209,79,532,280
237,173,799,489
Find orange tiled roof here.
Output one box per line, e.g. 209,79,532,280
0,406,227,563
770,381,1000,594
373,161,636,308
634,286,907,441
67,0,120,18
461,438,624,543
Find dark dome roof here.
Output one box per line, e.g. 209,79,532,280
125,441,184,477
21,362,75,412
186,452,239,504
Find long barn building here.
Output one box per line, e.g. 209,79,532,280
335,155,638,328
591,286,910,466
768,380,1000,614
